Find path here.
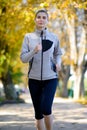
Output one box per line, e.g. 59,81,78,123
0,94,87,130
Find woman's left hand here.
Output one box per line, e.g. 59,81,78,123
56,64,61,72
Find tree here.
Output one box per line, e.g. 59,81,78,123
64,9,86,99
54,0,87,99
0,0,36,100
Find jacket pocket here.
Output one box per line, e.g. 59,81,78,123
28,58,34,75
50,58,56,72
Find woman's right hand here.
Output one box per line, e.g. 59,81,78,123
34,44,42,53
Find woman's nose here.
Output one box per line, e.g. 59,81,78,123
40,17,44,20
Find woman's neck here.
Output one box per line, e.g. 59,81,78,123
36,27,46,31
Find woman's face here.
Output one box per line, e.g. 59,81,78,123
35,12,48,30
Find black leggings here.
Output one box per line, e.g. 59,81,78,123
28,78,58,120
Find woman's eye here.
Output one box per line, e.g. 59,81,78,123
37,16,47,19
37,16,41,19
43,16,46,19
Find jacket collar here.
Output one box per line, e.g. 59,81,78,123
35,28,48,37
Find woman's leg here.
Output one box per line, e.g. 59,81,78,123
42,78,58,130
28,78,58,130
36,114,53,130
36,118,45,130
44,114,53,130
28,79,45,130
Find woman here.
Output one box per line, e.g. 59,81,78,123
20,9,62,130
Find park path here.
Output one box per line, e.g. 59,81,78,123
0,93,87,130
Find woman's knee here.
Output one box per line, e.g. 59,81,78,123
42,107,52,116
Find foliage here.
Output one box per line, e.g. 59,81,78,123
76,98,87,105
0,0,35,83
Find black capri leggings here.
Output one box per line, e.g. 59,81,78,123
28,78,58,120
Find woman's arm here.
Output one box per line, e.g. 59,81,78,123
20,34,35,63
20,34,42,63
53,36,62,71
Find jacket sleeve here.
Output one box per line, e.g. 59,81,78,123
20,34,35,63
53,35,62,66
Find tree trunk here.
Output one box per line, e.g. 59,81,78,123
80,60,87,97
74,29,86,99
2,70,18,100
62,65,70,97
73,67,82,99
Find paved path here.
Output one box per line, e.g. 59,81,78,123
0,94,87,130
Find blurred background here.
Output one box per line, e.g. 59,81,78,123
0,0,87,105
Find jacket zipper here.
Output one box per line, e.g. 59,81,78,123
41,31,43,80
41,43,43,80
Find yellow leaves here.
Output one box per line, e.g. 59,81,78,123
55,0,70,10
72,1,87,9
52,0,87,21
53,0,87,10
0,52,6,65
33,2,50,14
62,52,76,66
0,8,2,15
49,10,59,19
40,2,49,8
22,9,34,24
76,98,87,105
61,0,70,9
0,50,11,73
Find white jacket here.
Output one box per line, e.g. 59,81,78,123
20,28,62,80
